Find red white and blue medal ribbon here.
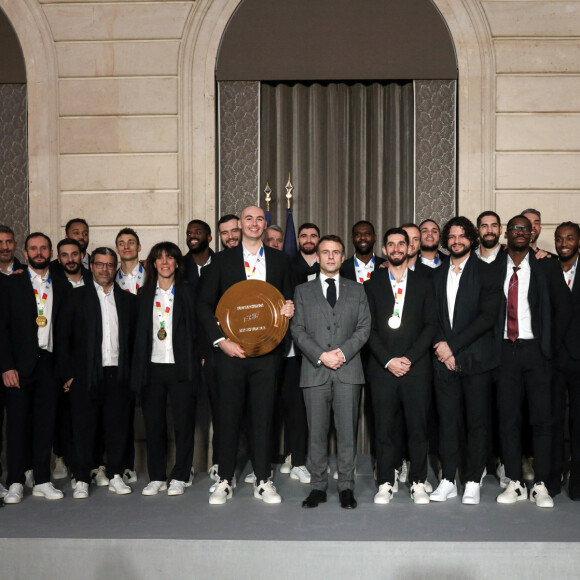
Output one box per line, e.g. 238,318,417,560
244,245,264,279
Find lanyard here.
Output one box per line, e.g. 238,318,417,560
155,283,175,331
244,245,264,279
565,258,577,289
117,263,145,294
29,268,51,316
354,255,375,284
389,269,407,318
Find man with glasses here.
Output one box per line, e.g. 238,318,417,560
493,216,570,508
56,248,136,499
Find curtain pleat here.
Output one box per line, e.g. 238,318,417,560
260,81,414,245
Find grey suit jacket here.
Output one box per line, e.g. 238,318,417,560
291,276,371,387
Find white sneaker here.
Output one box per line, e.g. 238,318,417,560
497,480,527,504
123,469,138,484
522,456,535,482
52,456,68,480
209,473,236,493
430,479,457,502
109,474,132,495
254,480,282,504
410,482,430,504
398,460,409,483
24,469,34,489
209,480,233,505
496,462,510,489
208,464,220,482
0,482,8,499
33,482,64,500
167,479,186,496
91,466,109,487
244,472,256,484
424,480,433,494
73,481,89,499
4,483,23,504
374,482,394,504
530,482,553,508
462,481,480,505
290,465,311,484
280,455,292,474
142,480,167,496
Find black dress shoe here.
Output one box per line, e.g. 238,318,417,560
339,489,357,509
302,490,327,508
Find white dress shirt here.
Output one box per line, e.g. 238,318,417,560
319,272,340,300
29,268,54,352
420,253,443,269
116,262,146,295
475,244,501,264
151,284,175,364
503,254,534,340
196,254,212,275
243,244,266,281
67,276,85,289
446,257,468,329
94,282,119,366
563,258,577,291
385,268,409,369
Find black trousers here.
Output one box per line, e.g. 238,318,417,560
215,351,281,483
202,349,220,465
141,363,197,482
280,356,308,466
69,367,131,484
0,379,4,479
496,339,552,485
550,369,580,496
124,392,136,471
434,366,491,483
53,389,74,466
369,371,431,486
5,350,59,486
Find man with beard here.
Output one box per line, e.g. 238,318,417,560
58,238,91,288
198,205,295,505
217,214,241,250
183,220,214,286
115,228,146,295
65,218,90,269
264,225,284,251
340,221,385,283
57,248,136,499
365,228,435,505
419,219,449,269
494,215,570,508
430,217,502,505
292,223,320,284
0,225,25,276
0,233,70,504
476,211,505,263
550,222,580,498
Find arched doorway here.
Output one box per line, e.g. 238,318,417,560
214,0,458,245
0,8,27,259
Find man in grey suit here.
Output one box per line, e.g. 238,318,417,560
291,235,371,509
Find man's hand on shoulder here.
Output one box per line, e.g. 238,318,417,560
534,249,551,260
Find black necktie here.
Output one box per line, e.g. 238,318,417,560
326,278,336,308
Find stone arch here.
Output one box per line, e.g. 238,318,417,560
179,0,494,227
0,0,59,238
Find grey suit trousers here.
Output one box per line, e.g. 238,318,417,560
303,377,361,492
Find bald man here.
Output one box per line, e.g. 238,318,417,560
198,206,295,505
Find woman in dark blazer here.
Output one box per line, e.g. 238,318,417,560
131,242,200,496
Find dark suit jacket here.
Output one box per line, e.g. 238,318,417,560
492,249,571,360
556,263,580,372
418,251,450,269
197,244,294,354
433,254,502,375
0,270,70,380
56,282,136,392
340,255,386,283
291,253,319,286
364,268,436,378
131,281,200,393
184,249,215,288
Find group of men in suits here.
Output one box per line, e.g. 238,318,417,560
0,205,578,512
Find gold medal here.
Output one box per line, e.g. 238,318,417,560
157,328,167,341
36,315,48,327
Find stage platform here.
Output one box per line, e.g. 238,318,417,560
1,457,580,580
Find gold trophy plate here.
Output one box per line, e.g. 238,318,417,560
215,280,288,357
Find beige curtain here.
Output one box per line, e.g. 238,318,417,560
260,81,414,244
